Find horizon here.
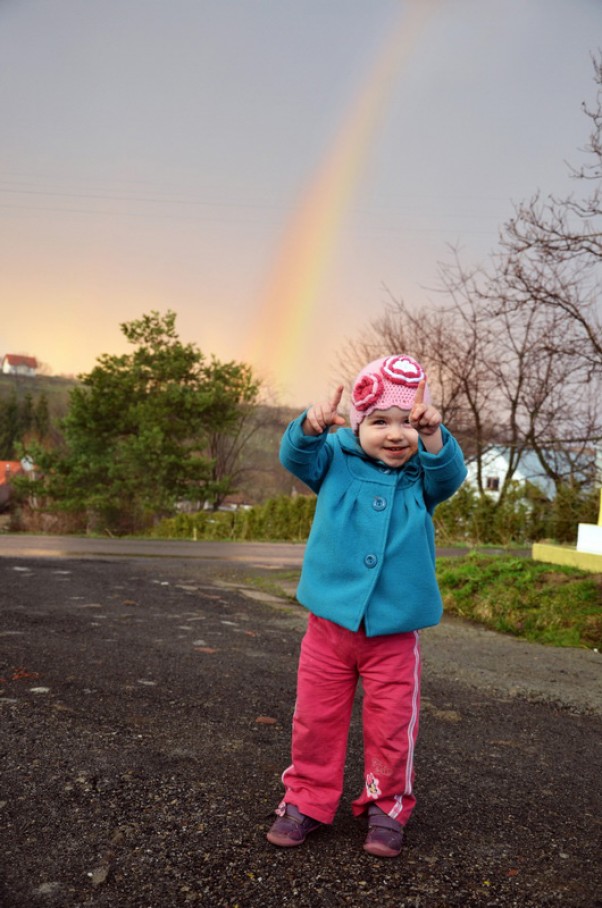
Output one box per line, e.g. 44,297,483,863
2,0,601,409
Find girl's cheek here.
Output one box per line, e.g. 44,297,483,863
406,430,419,453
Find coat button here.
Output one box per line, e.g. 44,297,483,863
372,496,387,511
364,554,378,568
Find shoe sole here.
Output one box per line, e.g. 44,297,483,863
363,840,402,858
266,831,306,847
267,823,321,848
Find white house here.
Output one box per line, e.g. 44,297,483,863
1,354,38,377
465,446,599,500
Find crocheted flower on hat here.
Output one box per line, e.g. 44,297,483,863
351,371,384,412
381,354,425,387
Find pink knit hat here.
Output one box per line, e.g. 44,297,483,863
349,354,429,432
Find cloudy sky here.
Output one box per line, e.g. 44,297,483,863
1,0,600,406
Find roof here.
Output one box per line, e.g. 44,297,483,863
2,354,38,368
0,461,24,485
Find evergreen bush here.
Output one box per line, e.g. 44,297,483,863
151,494,317,542
151,482,598,546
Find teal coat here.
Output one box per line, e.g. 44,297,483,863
280,415,467,636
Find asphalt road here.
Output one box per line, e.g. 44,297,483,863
0,546,600,908
0,534,530,565
0,534,308,567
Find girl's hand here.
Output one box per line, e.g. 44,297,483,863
410,380,441,436
303,385,346,436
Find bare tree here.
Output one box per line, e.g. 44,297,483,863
339,55,602,503
338,281,504,488
204,372,275,510
481,54,602,488
499,53,602,372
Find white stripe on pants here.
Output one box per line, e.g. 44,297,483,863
279,614,421,826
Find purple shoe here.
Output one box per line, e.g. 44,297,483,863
363,807,404,858
267,804,322,848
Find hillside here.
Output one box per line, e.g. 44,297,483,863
0,373,77,421
0,372,306,505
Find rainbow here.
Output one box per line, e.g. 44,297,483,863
245,3,435,399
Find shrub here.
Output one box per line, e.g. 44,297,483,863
152,481,599,547
151,494,316,542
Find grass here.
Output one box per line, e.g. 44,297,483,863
243,556,602,650
239,569,301,600
436,553,602,649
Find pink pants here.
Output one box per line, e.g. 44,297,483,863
278,614,421,826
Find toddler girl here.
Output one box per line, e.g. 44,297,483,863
267,354,467,857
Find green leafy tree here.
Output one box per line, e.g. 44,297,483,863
0,392,20,459
19,393,34,436
33,393,50,439
0,391,52,460
28,310,261,532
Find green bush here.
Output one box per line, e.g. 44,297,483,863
152,481,599,547
549,482,599,543
151,494,316,542
434,482,599,546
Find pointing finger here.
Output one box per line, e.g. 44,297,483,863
413,380,425,408
331,384,344,412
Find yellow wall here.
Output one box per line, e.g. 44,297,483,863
532,543,602,573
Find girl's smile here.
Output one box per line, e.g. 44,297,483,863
358,407,419,468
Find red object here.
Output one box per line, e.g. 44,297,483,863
3,354,38,370
276,614,421,826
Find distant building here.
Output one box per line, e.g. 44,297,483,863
1,354,38,377
0,460,25,510
465,446,599,500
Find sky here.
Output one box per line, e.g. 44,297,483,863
1,0,601,407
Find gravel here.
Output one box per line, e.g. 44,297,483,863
1,555,601,908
